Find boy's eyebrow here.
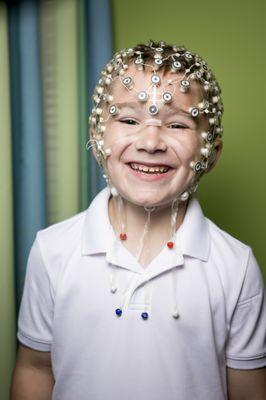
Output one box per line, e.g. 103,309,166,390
116,102,140,110
116,101,193,118
163,105,192,118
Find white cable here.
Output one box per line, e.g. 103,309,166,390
136,209,152,262
171,268,180,318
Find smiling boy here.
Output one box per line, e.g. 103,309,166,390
11,41,265,400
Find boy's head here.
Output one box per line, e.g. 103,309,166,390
89,40,223,207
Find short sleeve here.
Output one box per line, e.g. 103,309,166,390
17,236,54,351
226,249,266,369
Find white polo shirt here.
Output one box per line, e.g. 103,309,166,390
18,187,266,400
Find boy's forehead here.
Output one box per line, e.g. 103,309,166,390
110,64,203,108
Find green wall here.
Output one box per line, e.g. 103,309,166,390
112,0,266,280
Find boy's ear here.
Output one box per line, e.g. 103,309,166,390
89,128,97,160
206,138,223,173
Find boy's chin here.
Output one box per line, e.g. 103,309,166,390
120,191,177,210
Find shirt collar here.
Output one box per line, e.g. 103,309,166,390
179,195,210,261
81,187,112,255
82,188,210,262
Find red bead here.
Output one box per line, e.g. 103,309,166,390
167,241,174,249
120,233,127,241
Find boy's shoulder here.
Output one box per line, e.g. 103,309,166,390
206,217,251,256
36,209,87,259
205,217,259,294
35,188,110,261
184,196,252,265
205,217,255,282
206,217,264,311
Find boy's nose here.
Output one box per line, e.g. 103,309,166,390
135,126,167,153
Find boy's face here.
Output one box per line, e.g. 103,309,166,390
102,64,209,208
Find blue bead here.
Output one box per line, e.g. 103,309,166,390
115,308,122,317
141,312,149,320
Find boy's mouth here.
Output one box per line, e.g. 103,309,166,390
128,162,170,174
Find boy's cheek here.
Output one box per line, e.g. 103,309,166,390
104,130,137,152
167,135,202,164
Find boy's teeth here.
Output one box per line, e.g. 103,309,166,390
130,163,169,173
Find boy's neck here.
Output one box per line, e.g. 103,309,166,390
108,195,188,268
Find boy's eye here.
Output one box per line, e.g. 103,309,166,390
120,119,138,125
168,123,187,129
